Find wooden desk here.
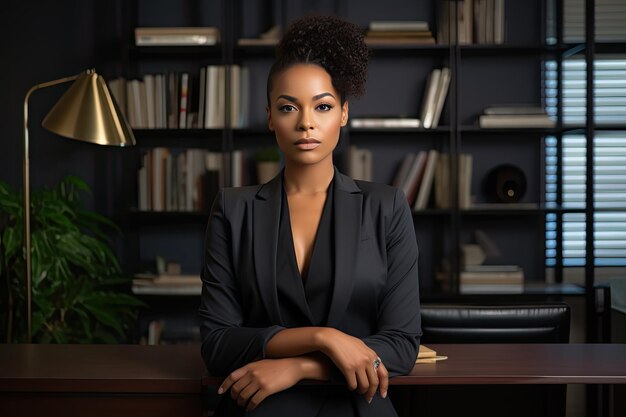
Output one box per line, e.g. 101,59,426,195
0,344,205,417
1,344,625,417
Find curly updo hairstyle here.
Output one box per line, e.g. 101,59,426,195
266,14,369,105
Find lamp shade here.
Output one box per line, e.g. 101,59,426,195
42,69,135,147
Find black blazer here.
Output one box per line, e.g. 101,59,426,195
199,167,421,416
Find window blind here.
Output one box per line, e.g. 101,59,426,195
545,57,626,267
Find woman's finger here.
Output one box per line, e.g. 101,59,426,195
365,359,380,403
246,387,270,412
377,362,389,399
218,367,244,395
343,368,358,391
236,380,259,408
355,368,370,395
230,375,252,401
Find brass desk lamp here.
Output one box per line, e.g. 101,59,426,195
23,69,135,341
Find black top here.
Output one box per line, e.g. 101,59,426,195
276,179,334,327
276,177,360,415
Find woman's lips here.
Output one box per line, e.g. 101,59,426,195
294,138,321,150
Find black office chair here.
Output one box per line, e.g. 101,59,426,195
391,302,571,417
420,302,570,343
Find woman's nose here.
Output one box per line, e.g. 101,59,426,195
298,112,314,131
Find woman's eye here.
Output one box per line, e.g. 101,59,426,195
279,104,296,112
317,103,333,111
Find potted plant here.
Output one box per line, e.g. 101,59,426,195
253,147,281,184
0,176,144,343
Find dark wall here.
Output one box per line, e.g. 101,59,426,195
0,0,133,264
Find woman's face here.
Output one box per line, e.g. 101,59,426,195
267,64,348,167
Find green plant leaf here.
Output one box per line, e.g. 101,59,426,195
83,303,124,336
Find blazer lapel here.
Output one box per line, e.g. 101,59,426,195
253,172,284,325
327,168,363,328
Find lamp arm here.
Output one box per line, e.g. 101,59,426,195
22,73,80,343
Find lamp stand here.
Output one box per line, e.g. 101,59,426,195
23,74,79,342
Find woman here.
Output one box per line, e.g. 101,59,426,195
199,14,421,416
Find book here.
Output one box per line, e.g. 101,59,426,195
414,149,438,210
135,27,220,46
478,114,556,128
350,117,420,129
420,69,441,129
431,68,451,128
402,151,428,206
369,21,430,32
365,37,436,45
484,106,546,115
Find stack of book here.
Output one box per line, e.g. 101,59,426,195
461,265,524,294
478,106,555,128
237,25,281,46
420,68,451,129
135,27,220,46
365,20,435,45
437,264,524,294
415,345,448,364
437,0,506,45
132,273,202,295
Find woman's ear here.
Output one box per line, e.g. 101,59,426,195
266,106,274,131
340,100,349,127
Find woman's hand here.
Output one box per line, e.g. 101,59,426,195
218,358,303,411
316,328,389,402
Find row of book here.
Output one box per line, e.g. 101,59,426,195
365,20,435,45
137,148,254,212
108,65,250,130
394,151,473,210
438,0,506,45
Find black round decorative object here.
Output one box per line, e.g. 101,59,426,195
484,164,527,203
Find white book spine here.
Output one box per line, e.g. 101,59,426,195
421,69,441,129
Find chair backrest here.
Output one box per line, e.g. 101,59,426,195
420,303,571,344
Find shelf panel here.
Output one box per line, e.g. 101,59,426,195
133,129,223,148
349,127,450,135
461,206,545,216
460,126,558,134
412,209,453,216
236,43,450,59
129,210,209,225
459,44,565,56
129,45,222,59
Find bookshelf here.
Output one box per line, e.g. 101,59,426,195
112,0,606,343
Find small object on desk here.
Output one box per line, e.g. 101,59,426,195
416,344,448,364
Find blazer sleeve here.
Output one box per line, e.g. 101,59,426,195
361,188,422,377
198,189,285,376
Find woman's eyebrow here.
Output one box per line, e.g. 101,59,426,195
313,92,336,101
277,94,299,103
277,92,336,103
